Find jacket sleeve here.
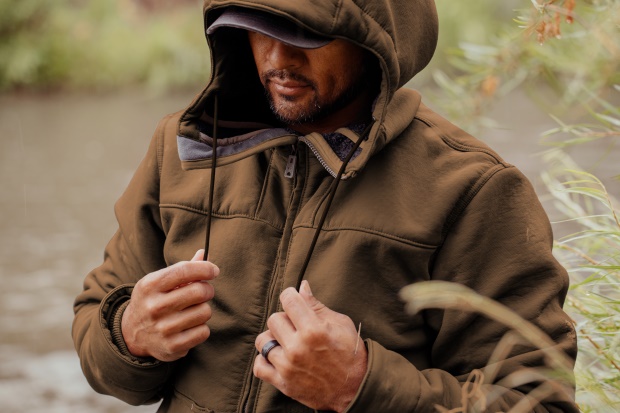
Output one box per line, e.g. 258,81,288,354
72,116,173,406
346,166,578,412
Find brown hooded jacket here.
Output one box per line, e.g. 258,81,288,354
72,0,578,411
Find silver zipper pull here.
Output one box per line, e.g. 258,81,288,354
284,145,297,179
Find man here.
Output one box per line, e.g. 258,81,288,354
72,0,578,412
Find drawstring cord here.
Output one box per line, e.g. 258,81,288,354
295,121,375,290
201,100,374,286
204,95,218,261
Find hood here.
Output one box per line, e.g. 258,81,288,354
177,0,438,178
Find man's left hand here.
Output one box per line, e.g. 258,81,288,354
254,280,367,412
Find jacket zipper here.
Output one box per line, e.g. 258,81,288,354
284,144,298,178
298,137,338,179
240,144,304,413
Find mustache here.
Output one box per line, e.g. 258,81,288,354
261,69,317,89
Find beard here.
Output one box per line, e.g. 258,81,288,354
261,69,369,126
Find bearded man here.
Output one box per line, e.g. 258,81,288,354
73,1,578,412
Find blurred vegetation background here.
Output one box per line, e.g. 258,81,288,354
0,0,208,92
0,0,618,412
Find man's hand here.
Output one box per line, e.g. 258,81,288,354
121,249,219,362
254,281,367,412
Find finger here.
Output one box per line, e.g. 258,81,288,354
267,312,296,346
159,323,211,362
160,302,212,335
161,281,215,312
156,260,220,292
253,353,280,385
279,287,318,330
299,281,326,313
255,330,277,354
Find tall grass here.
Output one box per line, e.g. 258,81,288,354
413,1,620,411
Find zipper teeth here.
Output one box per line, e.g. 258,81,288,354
298,137,339,179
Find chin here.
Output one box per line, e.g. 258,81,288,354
272,101,317,124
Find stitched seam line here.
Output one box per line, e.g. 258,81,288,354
254,148,275,219
156,116,170,177
331,0,344,32
350,1,396,46
278,150,310,309
299,145,311,213
414,115,508,165
292,225,437,249
159,204,282,231
441,164,512,242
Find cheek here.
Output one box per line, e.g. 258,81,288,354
313,48,365,98
314,67,354,102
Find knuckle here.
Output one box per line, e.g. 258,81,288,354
200,282,215,301
190,324,211,344
266,312,283,330
136,275,155,293
157,322,174,338
300,325,323,343
205,303,213,320
286,346,305,364
279,361,294,379
144,300,163,318
279,289,297,307
166,340,186,356
255,333,267,349
198,303,212,322
186,282,213,303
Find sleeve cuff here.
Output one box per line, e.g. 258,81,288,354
101,284,162,367
343,339,422,413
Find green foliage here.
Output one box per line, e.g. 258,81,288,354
543,126,620,412
427,0,620,411
0,0,209,91
430,0,620,132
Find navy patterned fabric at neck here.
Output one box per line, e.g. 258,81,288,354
287,122,369,161
321,122,368,161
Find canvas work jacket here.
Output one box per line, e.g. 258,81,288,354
72,0,578,412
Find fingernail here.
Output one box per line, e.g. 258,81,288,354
301,280,312,296
212,264,220,277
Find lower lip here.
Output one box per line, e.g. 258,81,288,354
271,82,311,97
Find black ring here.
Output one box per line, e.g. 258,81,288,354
260,339,280,361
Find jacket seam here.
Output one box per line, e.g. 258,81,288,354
441,164,512,243
159,204,283,231
254,148,276,219
414,115,508,166
292,224,438,249
349,1,396,49
299,145,312,213
157,114,173,177
331,0,344,33
244,237,285,413
278,157,309,310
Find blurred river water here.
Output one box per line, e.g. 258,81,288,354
0,89,617,412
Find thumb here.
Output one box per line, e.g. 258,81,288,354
191,249,205,261
300,281,326,313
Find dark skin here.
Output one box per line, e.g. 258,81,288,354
121,32,372,412
248,31,375,135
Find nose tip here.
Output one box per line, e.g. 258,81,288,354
266,40,306,70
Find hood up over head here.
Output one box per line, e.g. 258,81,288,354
177,0,438,179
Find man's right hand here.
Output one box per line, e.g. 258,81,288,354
121,249,218,362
